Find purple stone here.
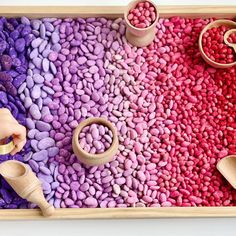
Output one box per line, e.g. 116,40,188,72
0,189,12,204
10,30,19,40
9,47,17,58
0,71,12,82
12,58,21,67
13,74,26,88
0,54,12,70
0,39,7,54
21,25,31,37
15,38,25,53
0,91,8,104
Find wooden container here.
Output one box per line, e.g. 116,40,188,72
72,117,119,166
0,5,236,220
199,19,236,68
124,0,159,47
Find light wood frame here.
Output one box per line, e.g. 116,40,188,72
0,5,235,220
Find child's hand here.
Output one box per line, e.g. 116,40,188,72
0,108,26,155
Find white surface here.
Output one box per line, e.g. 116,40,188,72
0,0,236,236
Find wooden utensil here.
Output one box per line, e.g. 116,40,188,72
72,117,119,166
0,160,55,216
199,19,236,68
224,29,236,53
217,155,236,189
0,140,15,155
124,0,159,47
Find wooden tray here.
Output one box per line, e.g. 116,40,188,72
0,5,236,220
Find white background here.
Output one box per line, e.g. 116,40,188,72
0,0,236,235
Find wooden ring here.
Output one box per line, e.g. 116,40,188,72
72,117,119,166
0,140,15,155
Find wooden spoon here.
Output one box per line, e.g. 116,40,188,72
224,29,236,53
217,155,236,189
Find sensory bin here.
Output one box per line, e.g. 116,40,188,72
0,14,236,210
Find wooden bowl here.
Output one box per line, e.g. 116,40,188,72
124,0,159,47
199,19,236,68
72,117,119,166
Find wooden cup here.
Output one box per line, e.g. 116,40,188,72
199,19,236,68
72,117,119,166
0,160,55,216
124,0,159,47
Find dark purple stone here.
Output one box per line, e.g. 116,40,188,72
2,30,9,39
15,38,25,53
12,58,21,67
7,37,15,47
0,84,6,92
7,94,15,102
0,71,12,82
21,25,31,37
25,34,34,47
10,30,19,40
0,39,7,54
18,53,26,65
8,18,18,27
0,91,8,104
16,24,24,34
9,101,19,117
4,82,17,96
16,113,26,124
7,70,19,78
8,47,17,58
15,99,26,113
0,31,6,41
6,204,17,209
16,65,27,74
0,199,5,207
13,74,26,88
0,189,12,204
0,54,12,70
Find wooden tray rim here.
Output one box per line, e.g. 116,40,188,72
0,5,236,18
0,5,235,219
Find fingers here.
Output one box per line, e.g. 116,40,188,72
10,138,26,156
9,124,27,155
0,108,11,115
0,108,27,155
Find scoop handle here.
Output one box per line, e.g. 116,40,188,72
27,187,55,217
224,29,236,53
38,200,55,217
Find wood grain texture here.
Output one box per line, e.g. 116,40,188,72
0,207,236,220
0,6,235,18
0,5,235,219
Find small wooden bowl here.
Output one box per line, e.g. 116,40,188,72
72,117,119,166
199,19,236,68
124,0,159,47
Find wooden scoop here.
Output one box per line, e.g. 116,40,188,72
0,160,55,216
224,29,236,53
217,155,236,189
